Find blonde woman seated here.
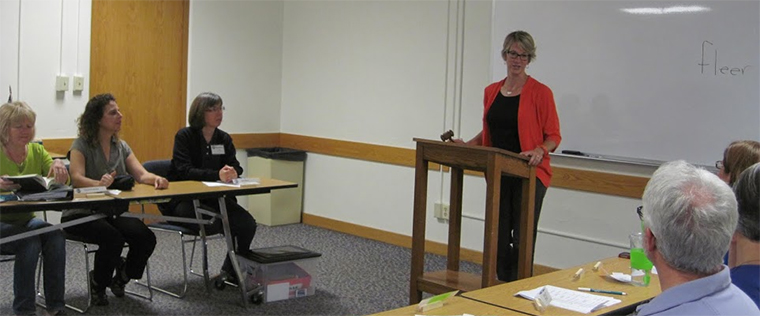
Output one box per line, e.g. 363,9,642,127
0,101,68,316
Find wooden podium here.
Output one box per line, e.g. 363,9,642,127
409,138,537,303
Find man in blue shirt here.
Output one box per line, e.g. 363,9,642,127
636,161,758,315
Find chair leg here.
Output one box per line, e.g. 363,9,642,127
42,242,92,314
35,243,91,314
188,236,205,280
187,235,214,293
125,259,153,301
59,240,152,314
136,228,189,298
35,254,45,309
189,235,236,289
55,242,92,314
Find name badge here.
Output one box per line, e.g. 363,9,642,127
210,144,225,155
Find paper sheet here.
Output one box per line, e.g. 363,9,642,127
609,266,659,283
202,181,240,188
515,285,621,314
232,178,260,186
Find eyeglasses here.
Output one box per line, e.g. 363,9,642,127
505,50,530,61
206,106,226,113
636,205,643,221
715,160,724,170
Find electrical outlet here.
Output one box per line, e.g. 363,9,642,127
55,75,69,91
73,76,84,91
434,202,450,220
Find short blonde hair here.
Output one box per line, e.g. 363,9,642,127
0,101,36,147
501,30,537,62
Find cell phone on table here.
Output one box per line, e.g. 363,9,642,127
0,194,19,202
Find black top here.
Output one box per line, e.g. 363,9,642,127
167,127,243,182
486,92,521,153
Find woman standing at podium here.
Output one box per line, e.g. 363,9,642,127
455,30,561,282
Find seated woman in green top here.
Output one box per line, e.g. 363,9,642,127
0,101,69,316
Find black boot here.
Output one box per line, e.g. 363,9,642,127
110,257,129,298
89,270,109,306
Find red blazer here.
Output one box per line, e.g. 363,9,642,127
481,76,562,187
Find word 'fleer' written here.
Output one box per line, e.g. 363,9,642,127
699,41,752,76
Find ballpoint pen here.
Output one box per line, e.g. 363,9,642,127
577,287,627,295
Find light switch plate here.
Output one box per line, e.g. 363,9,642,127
55,75,69,91
73,76,84,91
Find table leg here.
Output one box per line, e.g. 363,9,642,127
217,196,249,307
192,200,212,293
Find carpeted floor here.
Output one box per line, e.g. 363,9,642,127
0,223,482,315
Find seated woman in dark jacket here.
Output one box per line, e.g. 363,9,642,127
164,92,257,282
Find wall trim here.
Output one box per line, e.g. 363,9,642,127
302,213,558,275
44,132,648,198
279,133,647,198
41,138,75,158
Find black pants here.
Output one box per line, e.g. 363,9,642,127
63,214,156,290
496,176,547,282
161,197,257,273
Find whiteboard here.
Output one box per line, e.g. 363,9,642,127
491,0,759,166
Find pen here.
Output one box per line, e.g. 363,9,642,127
577,287,627,295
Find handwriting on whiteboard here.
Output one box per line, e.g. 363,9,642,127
699,40,752,76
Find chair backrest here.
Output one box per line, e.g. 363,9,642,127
143,159,172,178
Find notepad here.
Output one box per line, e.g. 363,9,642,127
515,285,621,314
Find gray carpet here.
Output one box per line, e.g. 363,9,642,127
0,223,482,315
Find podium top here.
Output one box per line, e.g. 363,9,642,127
413,138,529,161
413,138,534,179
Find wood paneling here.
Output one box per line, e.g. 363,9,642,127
280,133,415,167
230,133,280,149
552,166,648,199
278,133,648,198
41,138,74,158
90,0,189,162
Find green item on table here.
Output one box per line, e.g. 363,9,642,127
631,248,653,286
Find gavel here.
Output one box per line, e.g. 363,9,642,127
440,130,454,142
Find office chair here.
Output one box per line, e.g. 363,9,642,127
0,252,17,263
139,159,224,298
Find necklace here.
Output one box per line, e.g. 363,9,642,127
504,77,524,95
